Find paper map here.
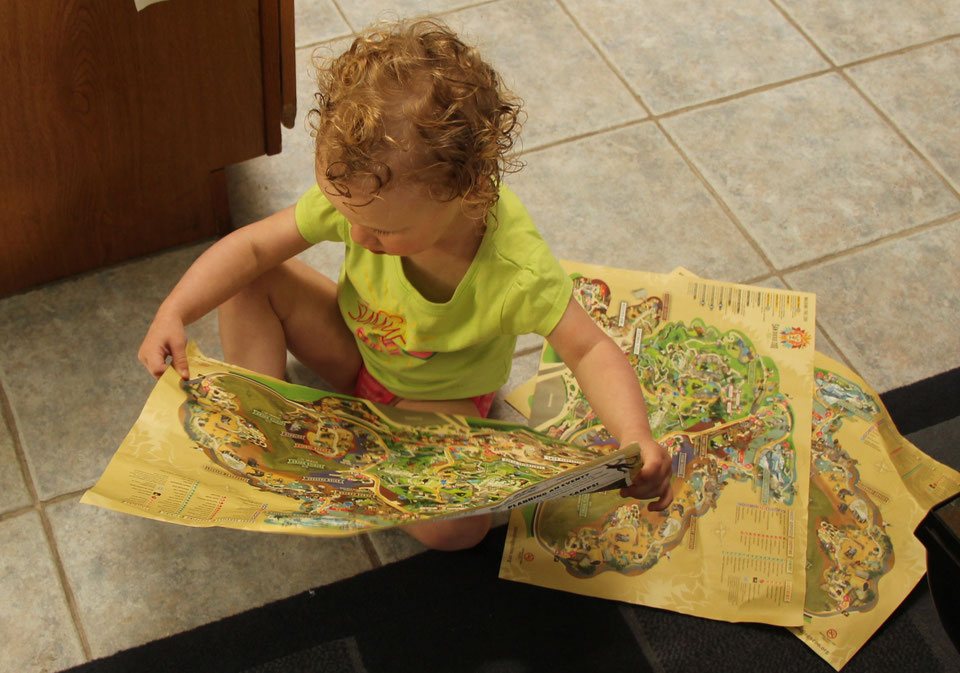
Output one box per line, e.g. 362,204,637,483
499,263,960,670
500,263,817,627
790,352,960,668
82,344,641,536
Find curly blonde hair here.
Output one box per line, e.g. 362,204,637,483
308,19,524,216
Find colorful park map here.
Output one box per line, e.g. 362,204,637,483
500,264,960,670
81,260,959,670
501,263,817,627
81,345,641,536
791,353,960,669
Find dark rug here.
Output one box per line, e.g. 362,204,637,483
66,369,960,673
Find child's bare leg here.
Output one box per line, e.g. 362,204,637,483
395,397,494,551
218,259,361,391
394,397,480,417
403,513,493,552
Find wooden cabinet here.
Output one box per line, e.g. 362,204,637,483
0,0,296,296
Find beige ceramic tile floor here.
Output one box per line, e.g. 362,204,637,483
1,1,958,670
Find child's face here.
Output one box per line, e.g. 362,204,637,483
319,170,471,257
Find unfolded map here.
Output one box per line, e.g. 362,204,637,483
499,263,960,670
500,263,818,627
790,352,960,669
82,344,641,536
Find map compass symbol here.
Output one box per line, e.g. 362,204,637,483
873,460,891,474
714,522,728,541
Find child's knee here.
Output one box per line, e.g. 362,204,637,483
404,513,492,551
218,273,270,321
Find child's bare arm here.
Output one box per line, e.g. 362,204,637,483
138,205,311,378
546,298,673,510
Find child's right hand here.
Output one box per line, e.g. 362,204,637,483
138,310,190,380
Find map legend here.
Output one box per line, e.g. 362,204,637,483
686,280,812,323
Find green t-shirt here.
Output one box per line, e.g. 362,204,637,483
294,184,573,400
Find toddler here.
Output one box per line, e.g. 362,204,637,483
139,19,672,550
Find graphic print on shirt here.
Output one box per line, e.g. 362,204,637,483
348,300,434,359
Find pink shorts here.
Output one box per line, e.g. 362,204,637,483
353,365,496,418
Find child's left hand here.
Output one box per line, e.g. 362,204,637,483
620,438,673,511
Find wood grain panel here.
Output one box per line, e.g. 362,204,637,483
0,0,273,296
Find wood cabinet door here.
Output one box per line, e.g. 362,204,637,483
0,0,275,296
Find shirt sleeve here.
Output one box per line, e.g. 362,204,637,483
294,185,347,245
499,248,574,337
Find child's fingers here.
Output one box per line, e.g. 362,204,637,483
618,478,669,502
138,345,166,379
138,338,188,380
638,447,672,486
617,441,674,501
646,481,674,512
168,339,190,379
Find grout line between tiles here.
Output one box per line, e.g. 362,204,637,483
517,118,649,158
771,0,960,69
556,0,780,276
37,503,94,661
533,0,960,184
550,0,956,386
554,0,960,291
652,122,777,275
769,0,960,200
0,505,34,523
776,210,960,380
653,68,833,120
775,211,960,278
838,68,960,201
814,329,859,376
328,0,356,34
0,380,94,660
767,0,837,66
742,273,776,285
0,488,95,524
778,272,863,376
45,487,94,507
553,0,653,118
0,378,38,509
834,33,960,69
358,533,384,569
297,1,507,54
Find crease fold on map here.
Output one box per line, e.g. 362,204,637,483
81,343,643,536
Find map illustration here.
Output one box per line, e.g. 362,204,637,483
789,353,960,670
501,264,959,670
804,367,893,617
501,264,816,628
82,345,641,536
